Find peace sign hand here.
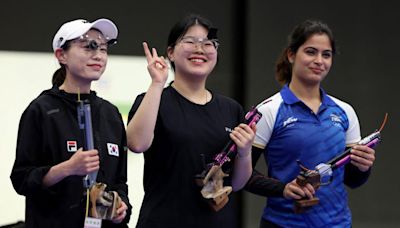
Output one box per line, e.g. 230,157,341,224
143,42,169,85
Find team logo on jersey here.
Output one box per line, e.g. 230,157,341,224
107,143,119,157
330,113,343,127
283,116,298,128
67,141,77,152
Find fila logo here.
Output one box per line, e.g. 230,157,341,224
107,143,119,157
67,141,77,152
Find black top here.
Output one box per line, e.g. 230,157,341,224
10,86,131,228
128,86,244,228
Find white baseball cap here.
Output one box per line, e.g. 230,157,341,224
52,18,118,52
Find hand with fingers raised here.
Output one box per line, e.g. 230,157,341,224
142,42,169,85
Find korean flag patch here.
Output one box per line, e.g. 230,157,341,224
107,143,119,157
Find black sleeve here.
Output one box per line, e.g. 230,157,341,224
344,163,371,188
127,93,145,124
10,104,55,197
244,146,286,197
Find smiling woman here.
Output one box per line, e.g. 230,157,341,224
10,18,132,228
51,20,117,93
0,48,173,227
125,14,256,228
245,19,377,228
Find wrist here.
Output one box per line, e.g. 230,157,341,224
60,160,73,177
150,81,166,89
236,151,251,159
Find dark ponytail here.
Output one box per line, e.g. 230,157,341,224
52,40,71,87
52,65,66,87
275,48,292,85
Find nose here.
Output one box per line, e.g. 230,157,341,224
92,53,101,61
92,49,105,61
314,54,323,65
193,41,205,53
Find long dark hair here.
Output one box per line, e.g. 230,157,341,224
275,19,336,85
167,14,216,71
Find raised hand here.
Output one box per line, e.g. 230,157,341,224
143,42,169,85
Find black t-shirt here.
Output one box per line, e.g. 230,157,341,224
128,86,244,228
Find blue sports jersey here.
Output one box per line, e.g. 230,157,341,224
253,85,361,228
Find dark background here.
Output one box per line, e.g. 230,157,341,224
1,0,398,227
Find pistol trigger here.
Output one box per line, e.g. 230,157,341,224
296,160,309,172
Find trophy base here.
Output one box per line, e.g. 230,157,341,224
89,183,121,220
294,197,319,213
201,186,232,212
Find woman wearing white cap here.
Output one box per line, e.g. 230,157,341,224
11,18,131,227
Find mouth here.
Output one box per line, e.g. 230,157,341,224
310,67,323,74
188,56,207,63
87,64,103,70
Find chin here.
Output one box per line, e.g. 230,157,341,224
193,67,214,76
309,73,326,82
85,75,102,82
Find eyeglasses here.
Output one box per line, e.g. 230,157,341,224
178,36,219,53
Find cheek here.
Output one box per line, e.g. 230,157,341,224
66,59,80,70
175,48,189,57
293,61,304,72
324,60,332,71
66,57,88,73
207,52,218,64
209,52,218,59
293,55,308,68
67,52,86,64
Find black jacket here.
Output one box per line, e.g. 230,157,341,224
10,86,131,228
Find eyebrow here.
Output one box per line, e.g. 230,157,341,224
304,46,332,52
182,36,209,40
